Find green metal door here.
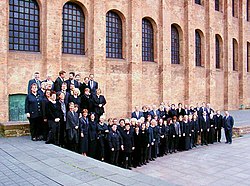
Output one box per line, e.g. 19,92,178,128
9,94,28,121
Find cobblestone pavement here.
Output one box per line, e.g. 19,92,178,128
0,137,174,186
134,135,250,186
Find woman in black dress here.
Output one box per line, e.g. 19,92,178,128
79,109,89,156
88,113,98,159
97,115,109,161
93,88,106,120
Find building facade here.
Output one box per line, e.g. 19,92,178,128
0,0,250,123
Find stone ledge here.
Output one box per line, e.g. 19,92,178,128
0,121,30,137
233,125,250,137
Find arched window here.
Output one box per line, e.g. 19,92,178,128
9,0,40,52
247,42,250,72
215,0,220,11
171,25,180,64
142,18,154,62
106,11,122,59
232,0,238,17
215,35,221,69
195,0,202,5
233,38,238,71
247,0,250,21
62,2,85,55
195,31,202,66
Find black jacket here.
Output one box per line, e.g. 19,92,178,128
54,77,64,92
93,95,106,116
46,101,62,120
25,93,43,118
108,130,123,151
121,130,134,153
88,119,98,141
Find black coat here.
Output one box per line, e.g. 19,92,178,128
54,77,64,92
140,129,149,148
25,93,43,118
88,120,98,141
223,116,234,130
169,109,177,118
177,108,185,117
214,115,223,129
79,83,90,95
93,95,106,116
88,80,98,95
131,111,144,120
108,130,123,151
199,116,210,131
69,95,81,108
80,94,94,113
121,130,134,153
46,101,62,120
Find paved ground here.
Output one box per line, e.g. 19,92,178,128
134,135,250,186
0,136,174,186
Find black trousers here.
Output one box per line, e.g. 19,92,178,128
88,140,97,159
47,120,60,145
209,128,215,144
225,129,232,143
110,150,119,165
28,116,43,139
165,135,169,153
201,130,208,145
124,152,132,168
215,128,222,142
140,146,148,163
159,137,166,156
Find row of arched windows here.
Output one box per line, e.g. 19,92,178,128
8,0,250,70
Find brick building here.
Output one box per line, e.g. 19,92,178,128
0,0,250,123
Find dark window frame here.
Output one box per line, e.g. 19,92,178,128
215,0,220,11
195,31,202,67
215,36,220,69
106,11,123,59
171,25,180,64
142,18,154,62
195,0,202,5
62,2,85,55
247,0,250,21
233,39,238,71
9,0,40,52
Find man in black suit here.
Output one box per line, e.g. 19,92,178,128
184,104,190,116
54,70,66,92
61,82,70,107
198,102,206,117
223,111,234,144
199,111,210,146
206,103,214,115
169,104,177,118
214,110,223,142
27,71,42,93
75,74,82,89
177,103,185,117
88,74,98,95
65,72,79,91
131,105,144,120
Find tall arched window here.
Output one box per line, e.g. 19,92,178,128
247,0,250,21
233,38,238,71
247,42,250,72
232,0,238,17
9,0,40,51
171,25,180,64
62,2,85,55
215,0,220,11
106,11,122,59
215,35,221,69
195,31,202,66
142,18,154,62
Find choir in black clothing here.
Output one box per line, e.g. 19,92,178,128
26,71,234,170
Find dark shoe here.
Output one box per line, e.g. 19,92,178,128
229,142,232,144
45,141,51,144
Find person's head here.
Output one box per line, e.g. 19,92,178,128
30,83,38,93
159,105,165,111
90,113,95,121
46,74,52,81
225,111,229,116
45,89,51,98
125,123,130,131
58,91,65,100
84,77,89,84
159,118,163,125
210,113,214,119
75,74,80,82
113,118,118,125
99,115,105,123
141,123,146,130
135,105,140,112
41,82,47,90
147,114,152,121
46,82,53,90
50,91,57,101
59,70,66,78
184,105,188,109
70,83,75,91
135,125,140,132
167,118,173,125
183,115,188,121
96,88,101,95
34,71,40,80
140,117,145,123
178,115,183,121
74,104,79,113
201,102,206,107
84,88,90,95
171,104,175,109
206,103,210,108
188,114,193,121
69,72,75,80
178,103,182,108
125,119,130,125
172,116,177,122
69,102,74,111
150,119,157,127
142,105,147,111
82,109,88,117
136,119,141,127
119,119,125,127
61,82,67,91
152,105,157,110
131,118,137,126
108,118,113,125
111,124,117,132
190,105,194,110
89,74,94,80
73,88,80,96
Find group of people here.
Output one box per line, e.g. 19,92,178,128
25,71,235,170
